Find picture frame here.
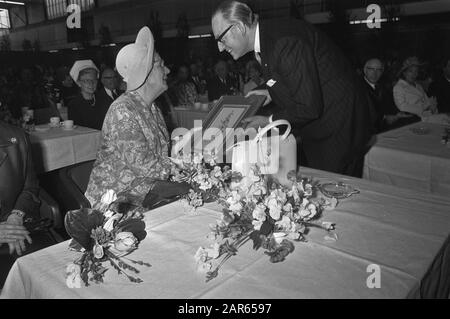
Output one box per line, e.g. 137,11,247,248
200,95,266,162
203,95,266,132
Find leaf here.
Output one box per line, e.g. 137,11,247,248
116,218,147,241
249,230,262,250
265,240,295,263
259,219,274,236
64,208,105,250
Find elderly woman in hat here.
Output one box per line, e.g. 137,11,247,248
67,60,111,130
85,27,174,208
393,56,438,118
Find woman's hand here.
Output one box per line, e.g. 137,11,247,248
0,215,32,255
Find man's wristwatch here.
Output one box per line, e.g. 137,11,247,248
9,210,26,219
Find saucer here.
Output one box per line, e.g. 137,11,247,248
62,125,77,130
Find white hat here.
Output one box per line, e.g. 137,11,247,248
116,26,154,91
69,60,99,82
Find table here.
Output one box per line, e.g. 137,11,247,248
29,124,101,173
363,122,450,197
1,167,449,299
173,107,209,130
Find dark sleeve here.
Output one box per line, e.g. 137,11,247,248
67,96,83,124
270,37,323,127
13,131,40,219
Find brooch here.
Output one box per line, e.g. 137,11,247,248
10,137,17,144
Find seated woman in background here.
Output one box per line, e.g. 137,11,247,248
85,27,174,209
67,60,110,130
393,56,438,118
243,60,264,96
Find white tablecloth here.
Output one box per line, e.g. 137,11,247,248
1,168,449,299
173,107,209,130
364,122,450,197
29,125,101,173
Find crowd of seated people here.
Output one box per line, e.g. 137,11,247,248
361,55,450,134
0,61,123,131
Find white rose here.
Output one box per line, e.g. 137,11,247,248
93,243,104,259
114,232,138,252
65,263,82,289
252,204,267,221
100,189,117,207
103,213,122,232
269,202,282,221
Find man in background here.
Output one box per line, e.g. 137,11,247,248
429,56,450,113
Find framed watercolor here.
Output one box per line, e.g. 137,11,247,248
203,95,266,131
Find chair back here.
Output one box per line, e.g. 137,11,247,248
58,160,95,210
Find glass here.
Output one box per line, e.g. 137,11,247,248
318,182,360,199
215,24,234,43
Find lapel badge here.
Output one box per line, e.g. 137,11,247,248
10,137,17,144
266,79,276,87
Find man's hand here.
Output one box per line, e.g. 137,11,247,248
241,115,270,130
245,89,272,106
2,214,32,255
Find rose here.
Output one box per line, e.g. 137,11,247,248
100,189,117,207
114,232,138,252
93,243,104,259
252,203,267,221
65,263,82,288
193,153,203,164
265,197,282,220
103,213,122,232
275,215,292,231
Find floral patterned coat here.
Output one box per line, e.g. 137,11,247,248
85,91,173,209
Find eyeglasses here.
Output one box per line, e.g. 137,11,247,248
79,79,97,85
215,24,235,44
366,67,384,72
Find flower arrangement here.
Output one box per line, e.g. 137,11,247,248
64,190,150,288
192,165,338,282
170,152,236,210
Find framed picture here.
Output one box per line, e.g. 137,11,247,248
200,95,266,162
203,95,266,131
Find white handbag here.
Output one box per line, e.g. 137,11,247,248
231,119,297,187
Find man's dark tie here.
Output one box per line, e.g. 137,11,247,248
112,90,119,99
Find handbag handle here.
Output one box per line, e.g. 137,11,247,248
226,119,292,152
256,119,291,141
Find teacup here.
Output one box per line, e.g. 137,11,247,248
201,103,209,111
194,102,201,110
49,117,60,127
62,120,74,130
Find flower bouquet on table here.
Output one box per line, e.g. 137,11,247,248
169,151,236,211
64,190,151,288
194,165,339,282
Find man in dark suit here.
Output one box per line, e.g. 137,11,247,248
429,57,450,113
0,121,55,287
211,0,371,176
362,58,418,133
207,60,236,101
96,67,120,107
